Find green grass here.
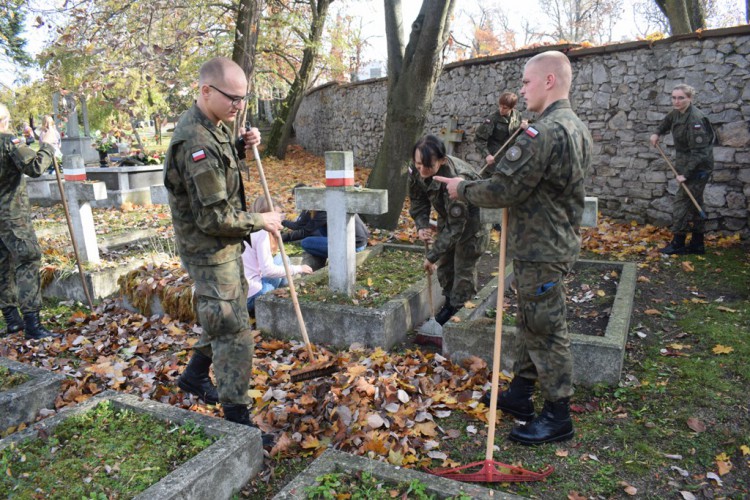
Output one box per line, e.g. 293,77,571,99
0,401,215,499
431,245,750,498
0,366,29,391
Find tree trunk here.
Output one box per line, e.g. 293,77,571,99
232,0,261,129
654,0,694,34
365,0,456,229
266,0,334,159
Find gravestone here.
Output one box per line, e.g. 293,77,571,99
437,116,464,155
294,151,388,296
55,92,99,164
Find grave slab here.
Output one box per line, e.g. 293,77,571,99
481,196,598,227
0,391,263,500
255,244,442,350
0,357,66,433
273,449,524,500
42,259,161,302
443,259,636,387
86,165,164,208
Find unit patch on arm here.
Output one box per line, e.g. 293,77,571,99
505,145,522,162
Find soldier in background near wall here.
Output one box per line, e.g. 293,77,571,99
436,51,593,446
475,91,527,172
650,83,715,255
0,103,59,340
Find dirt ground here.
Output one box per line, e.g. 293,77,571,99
474,248,619,337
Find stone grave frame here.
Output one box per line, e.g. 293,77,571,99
0,357,66,433
442,259,637,387
273,448,523,500
255,243,442,350
0,391,262,499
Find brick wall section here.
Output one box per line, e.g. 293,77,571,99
295,26,750,236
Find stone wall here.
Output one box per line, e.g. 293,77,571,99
295,26,750,236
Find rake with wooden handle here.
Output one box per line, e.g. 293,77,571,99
427,208,553,482
655,143,707,219
246,133,337,382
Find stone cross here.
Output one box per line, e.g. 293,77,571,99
59,155,108,263
438,116,464,155
294,151,388,296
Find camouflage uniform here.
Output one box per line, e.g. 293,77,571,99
0,135,55,314
475,109,522,159
655,105,715,234
457,99,593,401
164,105,267,405
408,155,489,306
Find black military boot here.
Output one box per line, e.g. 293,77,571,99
177,351,219,404
23,311,58,340
508,398,574,445
659,233,687,255
2,307,24,336
685,233,705,254
435,297,459,325
481,376,536,420
223,403,275,448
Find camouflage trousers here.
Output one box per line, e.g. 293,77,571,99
0,218,43,313
437,229,488,305
512,260,574,402
184,257,254,405
671,170,710,234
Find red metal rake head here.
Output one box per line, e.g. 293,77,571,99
427,459,553,483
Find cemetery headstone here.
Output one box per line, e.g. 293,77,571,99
294,151,387,296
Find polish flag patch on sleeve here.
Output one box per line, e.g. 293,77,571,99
525,126,539,138
191,149,207,162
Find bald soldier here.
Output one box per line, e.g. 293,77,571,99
436,51,592,445
164,57,282,446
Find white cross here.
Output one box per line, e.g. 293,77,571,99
294,151,388,296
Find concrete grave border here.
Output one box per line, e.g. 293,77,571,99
255,243,442,350
443,259,637,387
42,259,158,302
273,448,525,500
0,390,263,500
0,357,66,433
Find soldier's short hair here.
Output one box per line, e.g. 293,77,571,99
413,134,446,170
199,57,237,85
499,92,518,108
672,84,695,99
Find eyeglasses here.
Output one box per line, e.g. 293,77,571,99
209,85,248,108
671,96,687,100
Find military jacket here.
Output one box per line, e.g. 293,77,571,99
475,109,522,158
656,104,715,177
459,99,592,263
0,134,55,219
408,155,485,263
164,105,265,266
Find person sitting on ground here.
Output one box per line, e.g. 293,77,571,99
242,196,313,316
281,183,369,259
22,125,35,146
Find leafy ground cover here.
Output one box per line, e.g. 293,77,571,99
0,400,215,498
2,145,748,499
304,470,472,499
0,365,28,391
